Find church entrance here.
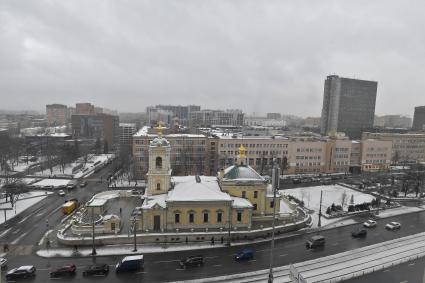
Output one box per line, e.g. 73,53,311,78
153,215,161,231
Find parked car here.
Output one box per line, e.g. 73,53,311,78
66,183,76,190
234,248,254,261
386,222,401,230
115,255,144,273
57,190,66,197
49,264,76,277
306,235,325,249
5,265,36,280
363,219,377,228
179,255,204,269
0,257,7,270
82,264,109,276
351,228,367,238
79,181,88,188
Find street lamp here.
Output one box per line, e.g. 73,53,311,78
318,190,323,228
91,207,96,256
268,164,280,283
133,217,137,252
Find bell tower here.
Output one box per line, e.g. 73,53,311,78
146,124,172,196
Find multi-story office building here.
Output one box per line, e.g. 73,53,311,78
374,115,412,129
320,75,378,139
359,139,392,172
133,126,208,178
46,104,68,126
119,123,137,153
412,106,425,131
190,109,244,128
266,113,282,120
71,113,119,152
146,105,200,127
362,132,425,164
76,103,96,115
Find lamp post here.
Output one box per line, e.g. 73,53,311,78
318,190,323,228
227,201,232,246
91,207,96,256
268,164,280,283
133,217,137,252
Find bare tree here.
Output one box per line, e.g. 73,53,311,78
340,191,348,209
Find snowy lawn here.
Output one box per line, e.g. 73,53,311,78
281,185,376,228
0,191,51,224
32,179,72,189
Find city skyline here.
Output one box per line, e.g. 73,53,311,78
1,1,425,116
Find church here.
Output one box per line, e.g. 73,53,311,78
139,129,281,233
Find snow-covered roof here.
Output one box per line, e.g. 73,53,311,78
88,198,108,207
266,184,277,197
134,126,204,138
103,214,120,221
168,176,231,202
223,165,265,181
142,194,167,209
231,197,253,208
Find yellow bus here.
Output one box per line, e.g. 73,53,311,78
62,201,77,215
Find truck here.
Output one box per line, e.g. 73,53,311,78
61,200,77,215
115,255,144,273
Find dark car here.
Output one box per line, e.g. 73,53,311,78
82,264,109,276
234,248,254,261
6,265,36,280
49,264,76,277
79,181,88,188
351,228,367,238
179,255,204,269
306,235,325,249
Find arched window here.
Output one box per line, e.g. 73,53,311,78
155,157,162,169
156,183,161,190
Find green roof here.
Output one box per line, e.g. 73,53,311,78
223,165,264,181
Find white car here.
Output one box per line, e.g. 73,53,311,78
58,190,66,197
0,257,8,270
363,220,377,228
385,222,401,230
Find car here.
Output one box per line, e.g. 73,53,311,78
5,265,36,280
58,190,66,196
386,222,401,230
363,219,377,228
43,185,54,190
306,235,325,249
0,257,7,270
351,228,367,238
82,264,109,276
115,255,144,273
234,248,254,261
179,255,204,269
66,183,76,190
49,264,76,277
79,181,88,188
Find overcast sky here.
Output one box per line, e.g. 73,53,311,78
0,1,423,117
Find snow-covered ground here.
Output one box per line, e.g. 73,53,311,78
281,185,376,228
34,154,114,178
32,179,72,189
0,191,51,224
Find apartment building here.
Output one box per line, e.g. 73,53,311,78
119,123,137,153
46,104,68,126
360,139,392,172
190,109,244,128
362,132,425,164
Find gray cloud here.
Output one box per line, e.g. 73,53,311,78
0,0,423,117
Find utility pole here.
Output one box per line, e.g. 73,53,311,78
133,217,137,252
91,207,96,256
318,190,323,228
268,164,280,283
227,201,232,246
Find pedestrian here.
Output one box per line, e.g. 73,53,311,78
3,243,9,252
119,207,122,215
211,237,215,246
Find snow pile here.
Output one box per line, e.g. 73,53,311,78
32,179,71,188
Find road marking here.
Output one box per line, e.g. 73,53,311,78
11,231,28,244
248,259,257,263
0,228,11,238
332,243,339,246
400,281,408,283
383,269,391,272
154,260,180,264
11,229,21,235
176,268,185,271
135,271,147,274
408,263,415,266
213,264,222,267
205,256,218,259
279,254,288,257
35,212,44,217
18,215,31,224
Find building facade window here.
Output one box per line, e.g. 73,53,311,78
155,156,162,169
254,191,258,198
217,212,222,223
156,183,161,190
270,201,274,208
189,212,194,223
242,191,246,198
175,213,180,224
203,212,209,223
253,203,257,210
237,212,242,222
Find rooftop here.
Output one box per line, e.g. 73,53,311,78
223,165,265,182
168,176,231,202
